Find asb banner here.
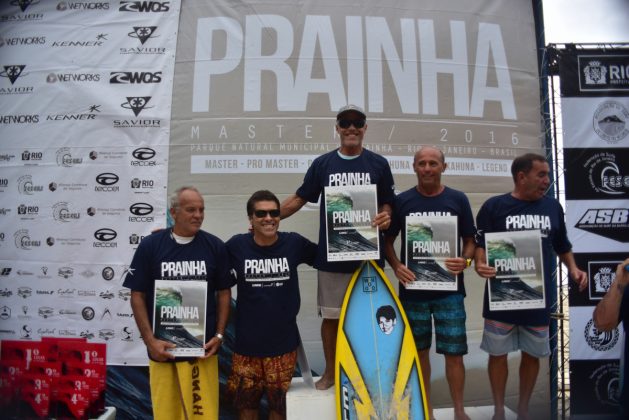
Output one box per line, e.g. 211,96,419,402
560,48,629,416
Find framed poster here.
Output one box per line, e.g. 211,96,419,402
486,230,544,311
404,215,458,291
153,280,207,357
325,184,379,262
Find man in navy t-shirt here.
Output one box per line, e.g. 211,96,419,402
123,186,234,420
474,154,587,420
225,190,317,419
280,104,395,390
594,258,629,419
385,146,476,420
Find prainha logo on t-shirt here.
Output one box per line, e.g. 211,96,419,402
408,211,452,217
161,261,207,278
505,215,551,232
244,257,290,284
329,172,371,186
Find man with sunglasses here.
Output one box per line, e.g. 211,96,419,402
225,190,317,419
280,104,395,390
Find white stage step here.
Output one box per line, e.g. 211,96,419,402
286,377,517,419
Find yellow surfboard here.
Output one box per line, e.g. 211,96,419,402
335,261,428,420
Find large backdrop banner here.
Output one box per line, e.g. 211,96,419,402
1,0,542,365
560,48,629,415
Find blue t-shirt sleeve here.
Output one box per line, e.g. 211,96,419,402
551,203,572,255
299,235,318,266
459,193,476,238
475,201,491,248
378,163,395,206
296,157,323,203
214,240,236,290
123,236,152,292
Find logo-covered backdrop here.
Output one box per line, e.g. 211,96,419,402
561,48,629,415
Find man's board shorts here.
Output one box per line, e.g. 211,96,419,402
480,319,550,358
402,294,468,355
226,350,298,415
317,270,353,319
149,356,218,420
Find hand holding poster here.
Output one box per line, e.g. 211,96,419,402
485,230,545,311
325,184,379,262
153,280,208,357
404,215,458,291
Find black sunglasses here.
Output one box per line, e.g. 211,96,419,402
337,118,366,129
254,209,280,218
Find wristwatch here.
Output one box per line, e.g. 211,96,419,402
215,333,224,342
465,258,473,268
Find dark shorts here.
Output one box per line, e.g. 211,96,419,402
226,350,297,414
402,294,468,355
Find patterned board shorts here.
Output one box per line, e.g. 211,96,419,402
402,294,468,355
480,319,550,358
225,350,298,415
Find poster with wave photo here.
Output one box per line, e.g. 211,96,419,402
486,230,544,311
325,184,379,262
153,280,207,357
404,215,458,291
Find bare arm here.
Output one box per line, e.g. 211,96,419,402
474,246,496,279
130,291,175,361
372,203,393,230
202,288,232,358
384,234,414,285
280,194,307,219
444,236,476,274
593,258,629,331
559,251,588,292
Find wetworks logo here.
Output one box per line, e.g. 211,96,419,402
575,208,629,243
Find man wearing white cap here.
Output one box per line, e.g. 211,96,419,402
280,104,395,390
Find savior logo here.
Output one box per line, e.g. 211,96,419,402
575,208,629,243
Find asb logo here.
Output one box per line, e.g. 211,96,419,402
575,208,629,243
110,70,162,84
118,1,169,12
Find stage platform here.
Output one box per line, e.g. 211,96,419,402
286,377,517,419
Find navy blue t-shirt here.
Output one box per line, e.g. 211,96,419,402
387,186,476,301
226,232,317,357
476,193,572,325
296,148,395,273
123,229,234,351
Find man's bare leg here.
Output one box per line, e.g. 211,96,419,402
239,408,258,420
488,354,508,420
516,351,539,420
445,354,470,420
315,318,338,390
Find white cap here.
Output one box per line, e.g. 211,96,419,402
336,104,366,120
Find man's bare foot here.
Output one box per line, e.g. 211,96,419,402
315,375,334,390
454,410,471,420
492,410,506,420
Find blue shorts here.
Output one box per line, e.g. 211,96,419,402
480,319,550,358
402,294,467,356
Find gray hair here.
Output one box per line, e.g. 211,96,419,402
169,186,201,211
